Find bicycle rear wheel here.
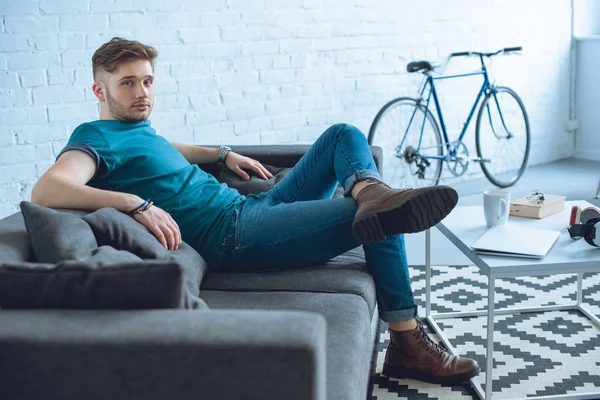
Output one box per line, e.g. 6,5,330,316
475,86,530,188
368,97,443,189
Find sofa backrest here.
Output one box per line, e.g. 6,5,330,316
0,212,32,263
200,144,384,197
0,209,90,263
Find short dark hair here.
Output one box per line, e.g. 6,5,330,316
92,37,158,80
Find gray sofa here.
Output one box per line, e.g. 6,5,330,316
0,144,383,400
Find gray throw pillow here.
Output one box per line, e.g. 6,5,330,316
217,164,284,195
20,201,98,263
0,248,208,310
83,207,206,297
83,207,168,259
81,246,206,309
81,245,144,264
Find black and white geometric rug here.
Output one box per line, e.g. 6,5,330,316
368,265,600,399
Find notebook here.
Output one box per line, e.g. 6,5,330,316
471,225,560,259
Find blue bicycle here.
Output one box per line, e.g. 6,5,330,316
368,47,530,188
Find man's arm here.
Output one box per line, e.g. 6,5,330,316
31,150,182,250
171,141,273,181
171,142,219,165
31,150,143,211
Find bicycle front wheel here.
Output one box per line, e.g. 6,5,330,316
368,97,443,189
475,86,530,188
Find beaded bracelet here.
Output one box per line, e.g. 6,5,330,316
126,199,153,216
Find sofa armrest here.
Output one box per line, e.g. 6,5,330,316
0,309,327,400
0,212,35,263
199,144,384,177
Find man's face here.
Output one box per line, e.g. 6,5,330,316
100,59,155,122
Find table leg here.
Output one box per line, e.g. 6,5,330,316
576,272,583,306
425,229,431,317
485,277,495,400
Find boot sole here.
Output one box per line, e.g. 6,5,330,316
382,363,481,385
352,187,458,243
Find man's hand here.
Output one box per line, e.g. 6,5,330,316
133,204,182,250
225,152,273,181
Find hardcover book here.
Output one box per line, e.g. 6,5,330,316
509,194,566,219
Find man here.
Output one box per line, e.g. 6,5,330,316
32,37,480,385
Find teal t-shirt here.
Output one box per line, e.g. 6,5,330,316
57,120,246,266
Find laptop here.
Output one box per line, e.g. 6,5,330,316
471,225,560,259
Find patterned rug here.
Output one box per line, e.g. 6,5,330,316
368,265,600,399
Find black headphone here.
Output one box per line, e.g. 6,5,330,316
568,205,600,247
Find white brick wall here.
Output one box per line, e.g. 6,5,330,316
0,0,574,218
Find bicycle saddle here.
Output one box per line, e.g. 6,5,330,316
406,60,433,73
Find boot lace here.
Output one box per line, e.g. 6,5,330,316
415,321,447,359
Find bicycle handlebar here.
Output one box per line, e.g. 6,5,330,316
450,51,471,57
503,46,522,53
450,47,523,58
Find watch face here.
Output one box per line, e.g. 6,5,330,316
221,145,231,151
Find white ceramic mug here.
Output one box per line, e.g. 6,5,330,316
483,190,510,227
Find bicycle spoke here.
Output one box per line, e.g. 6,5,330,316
369,98,443,189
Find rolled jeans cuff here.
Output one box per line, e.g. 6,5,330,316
378,305,418,323
342,170,382,198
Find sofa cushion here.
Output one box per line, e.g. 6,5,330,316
166,242,207,297
0,212,34,263
216,164,345,198
83,207,169,259
83,207,206,295
20,201,98,263
200,290,372,400
200,247,376,317
84,245,144,263
0,246,207,310
217,164,286,195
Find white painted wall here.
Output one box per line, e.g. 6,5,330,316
573,0,600,36
573,0,600,161
574,37,600,161
0,0,575,218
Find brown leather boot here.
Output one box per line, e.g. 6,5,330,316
383,320,480,384
352,179,458,243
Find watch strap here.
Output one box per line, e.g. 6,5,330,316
217,146,230,168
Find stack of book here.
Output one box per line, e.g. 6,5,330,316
509,194,566,219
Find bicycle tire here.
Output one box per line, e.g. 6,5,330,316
475,86,530,188
368,97,443,188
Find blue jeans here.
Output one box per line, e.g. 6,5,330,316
214,123,417,323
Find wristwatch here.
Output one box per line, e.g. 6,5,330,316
217,145,231,168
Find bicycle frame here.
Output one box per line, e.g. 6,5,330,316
404,61,513,161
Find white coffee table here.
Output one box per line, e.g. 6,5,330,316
424,200,600,400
